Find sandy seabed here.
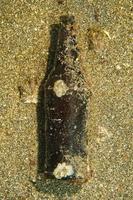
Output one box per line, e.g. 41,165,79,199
0,0,132,199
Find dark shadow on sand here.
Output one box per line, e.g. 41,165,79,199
36,23,60,174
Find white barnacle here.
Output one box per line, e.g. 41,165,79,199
53,162,74,179
53,80,69,97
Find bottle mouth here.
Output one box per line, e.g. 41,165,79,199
60,15,75,25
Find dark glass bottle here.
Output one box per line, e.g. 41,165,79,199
44,16,90,181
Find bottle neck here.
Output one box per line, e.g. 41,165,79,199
55,16,78,69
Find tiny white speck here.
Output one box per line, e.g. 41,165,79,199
116,65,121,70
74,125,77,129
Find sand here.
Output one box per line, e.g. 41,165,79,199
0,0,132,199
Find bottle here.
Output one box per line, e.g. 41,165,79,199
44,15,90,181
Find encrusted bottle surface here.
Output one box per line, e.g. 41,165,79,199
44,16,90,180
